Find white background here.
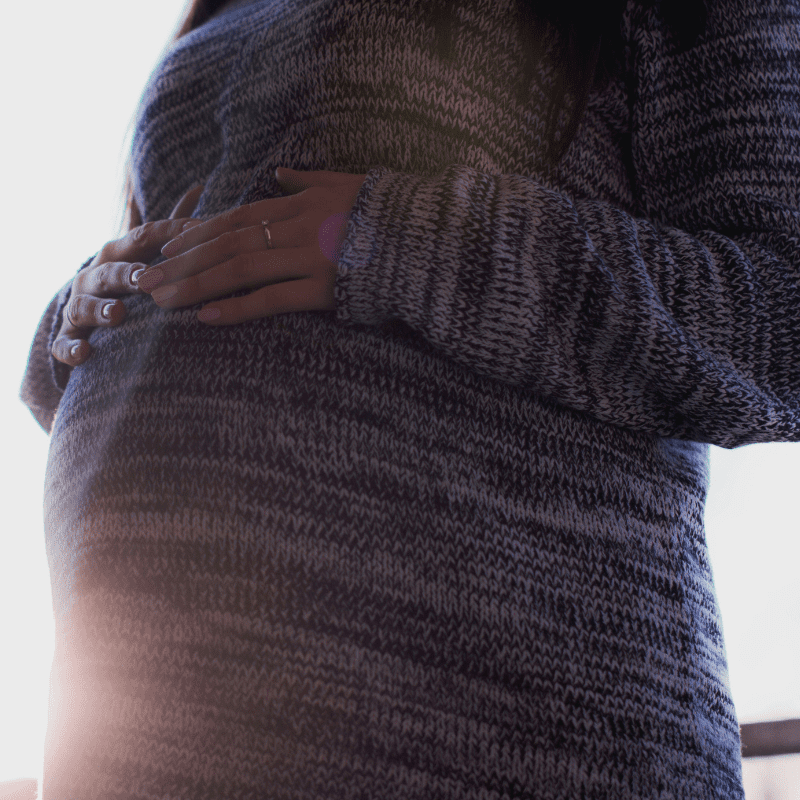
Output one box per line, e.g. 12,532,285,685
1,0,798,794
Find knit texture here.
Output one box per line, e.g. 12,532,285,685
20,0,800,797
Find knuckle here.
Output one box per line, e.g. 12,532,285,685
67,298,87,329
73,268,91,292
95,262,113,294
131,221,154,244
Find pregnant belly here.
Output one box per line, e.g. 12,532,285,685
40,293,701,798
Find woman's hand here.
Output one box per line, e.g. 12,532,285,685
137,167,367,325
51,185,205,366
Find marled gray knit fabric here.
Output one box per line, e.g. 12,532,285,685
20,0,800,797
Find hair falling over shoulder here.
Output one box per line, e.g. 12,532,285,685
120,0,708,231
429,0,707,167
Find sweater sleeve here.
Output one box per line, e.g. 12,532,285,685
333,3,800,449
19,256,94,433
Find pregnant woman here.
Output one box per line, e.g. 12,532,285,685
20,0,800,797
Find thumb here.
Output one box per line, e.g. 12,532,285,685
169,183,205,220
275,166,312,193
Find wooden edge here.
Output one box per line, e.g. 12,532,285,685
741,718,800,758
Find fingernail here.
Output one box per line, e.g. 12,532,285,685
161,238,182,258
152,285,177,303
131,268,145,285
70,343,82,359
101,302,115,319
137,267,165,292
197,307,221,322
182,219,203,231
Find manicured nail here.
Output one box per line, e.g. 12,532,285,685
161,238,183,258
137,267,165,292
101,302,115,319
152,285,177,303
197,307,221,322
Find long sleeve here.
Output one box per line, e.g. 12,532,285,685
20,255,94,433
333,0,800,449
20,280,73,433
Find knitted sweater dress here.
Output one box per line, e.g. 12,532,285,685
20,0,800,797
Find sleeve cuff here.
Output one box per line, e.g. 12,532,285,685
333,165,403,327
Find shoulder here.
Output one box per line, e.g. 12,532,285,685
624,0,799,59
624,0,800,230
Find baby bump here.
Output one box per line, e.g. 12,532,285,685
41,292,702,796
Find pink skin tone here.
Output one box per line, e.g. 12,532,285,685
138,168,367,326
51,169,366,366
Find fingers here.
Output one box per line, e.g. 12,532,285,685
51,188,206,368
159,196,300,259
99,217,200,266
169,183,205,220
66,294,127,328
196,277,334,326
53,260,142,368
148,244,314,309
77,260,146,298
52,335,93,367
52,294,127,366
152,225,272,288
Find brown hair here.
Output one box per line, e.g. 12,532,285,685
432,0,707,167
121,0,707,231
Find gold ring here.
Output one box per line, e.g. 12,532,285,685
261,219,273,249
